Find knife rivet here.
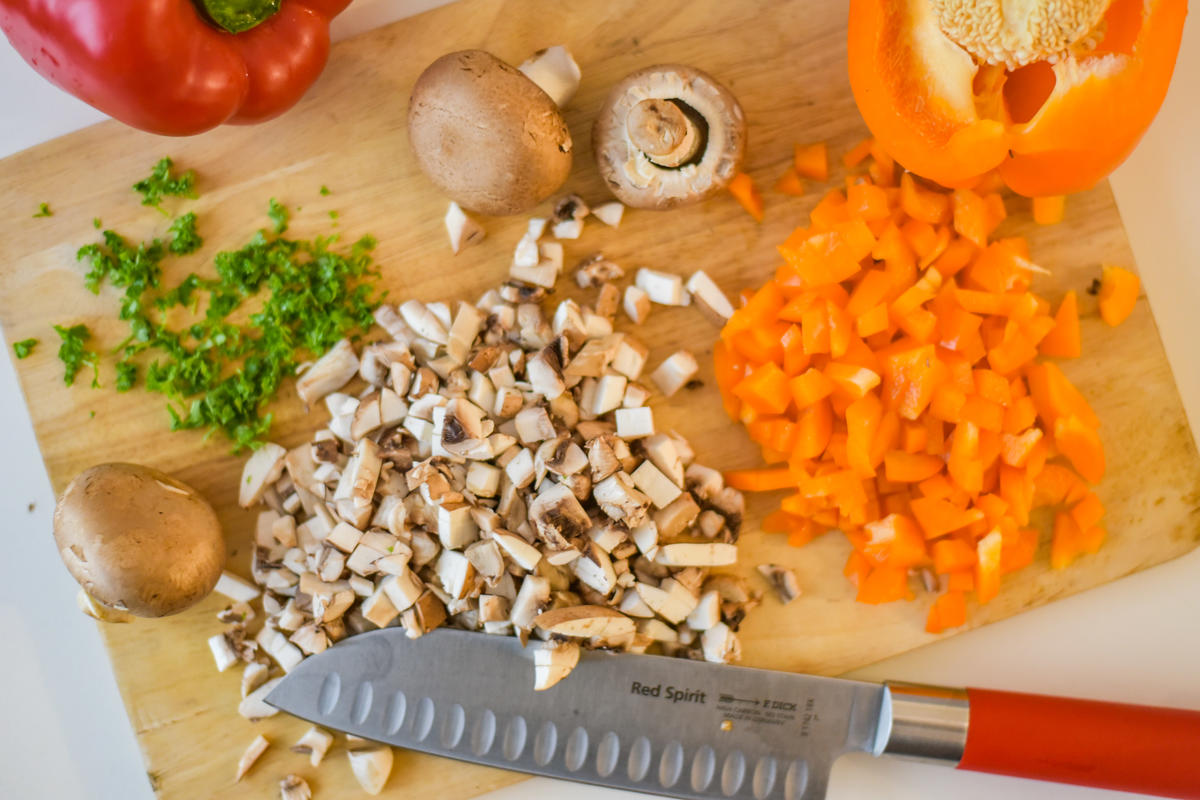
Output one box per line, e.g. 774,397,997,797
720,720,733,732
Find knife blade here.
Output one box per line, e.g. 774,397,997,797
267,627,1200,800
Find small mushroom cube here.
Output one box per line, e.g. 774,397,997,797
610,336,649,380
515,407,557,444
653,492,702,538
615,406,655,439
650,350,699,397
466,461,501,497
445,201,485,254
636,268,689,306
631,461,683,509
588,374,627,416
623,284,651,324
686,269,734,322
591,201,625,227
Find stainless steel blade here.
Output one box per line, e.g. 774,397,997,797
267,628,884,800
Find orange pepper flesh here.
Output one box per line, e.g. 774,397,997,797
716,142,1108,630
1097,265,1141,327
847,0,1188,196
728,172,765,222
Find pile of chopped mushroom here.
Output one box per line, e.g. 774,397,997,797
209,194,798,795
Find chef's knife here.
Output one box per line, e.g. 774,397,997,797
267,628,1200,799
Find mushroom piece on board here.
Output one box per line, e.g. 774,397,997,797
593,64,746,209
408,49,574,216
54,463,225,617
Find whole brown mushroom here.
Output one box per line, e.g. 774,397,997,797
593,64,746,210
54,463,225,618
408,49,579,216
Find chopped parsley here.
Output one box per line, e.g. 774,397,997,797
168,212,202,255
133,157,196,211
33,203,52,218
267,198,289,234
115,360,137,392
61,163,380,449
12,338,38,358
53,324,99,388
319,185,331,196
93,217,102,229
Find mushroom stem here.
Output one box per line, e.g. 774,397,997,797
518,46,582,107
626,99,703,168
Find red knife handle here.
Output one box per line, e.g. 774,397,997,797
959,687,1200,798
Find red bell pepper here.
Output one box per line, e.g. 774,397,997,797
0,0,352,136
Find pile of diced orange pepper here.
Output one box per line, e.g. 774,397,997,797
717,140,1125,634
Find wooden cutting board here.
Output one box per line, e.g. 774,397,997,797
2,0,1198,797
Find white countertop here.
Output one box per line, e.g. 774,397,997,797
1,3,1198,799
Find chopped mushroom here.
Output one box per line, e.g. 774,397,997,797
445,201,485,254
623,285,651,324
216,190,759,784
291,726,333,768
533,640,581,690
347,740,394,796
517,45,582,108
635,268,689,306
593,64,746,210
239,677,283,721
236,734,270,782
591,201,625,227
240,443,288,507
651,350,699,397
279,775,312,800
685,270,735,323
757,564,801,604
296,339,359,407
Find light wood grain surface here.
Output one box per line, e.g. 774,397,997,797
1,0,1198,798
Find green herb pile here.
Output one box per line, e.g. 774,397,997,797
49,159,380,450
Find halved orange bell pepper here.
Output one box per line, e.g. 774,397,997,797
847,0,1188,196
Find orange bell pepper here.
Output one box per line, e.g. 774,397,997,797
1039,291,1081,357
925,590,967,633
775,167,806,196
729,172,764,222
794,142,829,181
847,0,1188,196
1097,265,1141,327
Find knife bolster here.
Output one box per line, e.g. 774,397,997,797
877,682,970,765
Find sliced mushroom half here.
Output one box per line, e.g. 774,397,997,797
593,64,746,209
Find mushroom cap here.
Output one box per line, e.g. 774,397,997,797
408,50,573,216
592,64,746,210
53,463,225,618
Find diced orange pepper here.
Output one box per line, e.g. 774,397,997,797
882,344,944,420
960,395,1005,432
932,537,976,574
885,451,944,483
948,420,983,494
713,340,746,418
862,513,927,567
925,590,968,633
1054,415,1106,483
848,182,890,221
811,189,850,229
857,564,913,603
901,420,929,454
975,528,1002,604
947,570,974,592
843,137,874,168
1036,291,1084,357
734,362,791,416
1026,362,1100,429
775,167,806,196
929,237,976,278
929,384,966,423
1032,195,1065,225
1003,395,1038,434
728,172,764,222
1070,491,1106,531
856,303,890,337
846,393,883,477
1034,464,1088,506
725,468,796,492
899,171,951,225
1051,511,1086,570
1098,265,1140,327
781,324,810,375
1001,527,1039,574
793,398,834,460
790,368,835,409
844,550,872,586
954,288,1015,316
794,142,829,181
953,188,989,248
825,362,882,399
910,495,985,539
1000,429,1043,467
